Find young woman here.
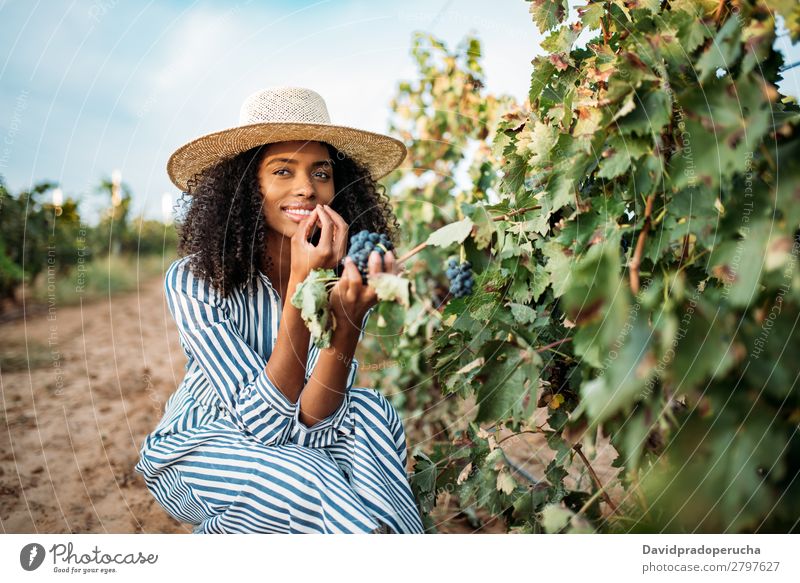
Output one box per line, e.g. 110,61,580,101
134,87,424,534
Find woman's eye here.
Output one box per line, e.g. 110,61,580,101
273,168,329,178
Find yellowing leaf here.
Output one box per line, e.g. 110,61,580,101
496,469,516,495
457,462,473,485
368,273,411,307
525,120,559,166
456,357,484,375
574,107,603,136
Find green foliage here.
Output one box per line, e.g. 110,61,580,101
385,2,800,533
0,175,177,306
364,32,519,460
291,268,337,349
0,179,62,297
527,0,568,34
426,218,474,248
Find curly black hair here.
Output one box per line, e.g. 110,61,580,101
175,142,400,297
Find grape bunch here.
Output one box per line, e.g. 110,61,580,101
446,259,474,298
347,230,394,281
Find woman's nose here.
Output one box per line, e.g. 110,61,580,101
293,174,315,196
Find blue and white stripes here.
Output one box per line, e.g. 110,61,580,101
135,256,423,533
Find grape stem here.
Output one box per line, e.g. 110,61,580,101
629,193,655,295
396,240,428,266
396,205,542,265
495,428,547,445
535,337,572,353
572,443,619,515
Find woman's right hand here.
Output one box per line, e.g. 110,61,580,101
290,205,349,281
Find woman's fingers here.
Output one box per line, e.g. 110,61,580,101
315,204,333,251
384,250,396,274
321,205,349,258
367,251,383,278
342,257,362,284
342,258,363,302
299,207,321,242
321,205,347,237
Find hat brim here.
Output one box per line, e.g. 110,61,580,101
167,122,407,192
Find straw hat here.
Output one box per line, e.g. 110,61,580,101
166,86,407,192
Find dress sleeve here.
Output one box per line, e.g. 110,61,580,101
289,305,375,448
164,258,296,446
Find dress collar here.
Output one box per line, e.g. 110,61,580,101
257,269,278,293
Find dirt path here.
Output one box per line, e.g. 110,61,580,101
1,276,188,533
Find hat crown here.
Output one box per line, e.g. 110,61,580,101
238,86,331,125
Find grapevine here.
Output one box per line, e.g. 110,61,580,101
377,2,800,535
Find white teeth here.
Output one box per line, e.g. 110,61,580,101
284,208,313,215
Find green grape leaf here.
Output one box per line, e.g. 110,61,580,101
540,503,573,533
290,268,336,349
541,25,580,53
560,238,623,327
508,302,538,324
597,136,651,179
575,317,657,423
696,16,741,83
426,218,474,248
708,221,770,307
528,0,568,34
542,241,574,298
639,407,789,532
578,2,605,28
461,203,496,250
616,88,672,137
666,298,737,392
529,57,556,104
410,453,437,514
743,303,800,401
475,342,541,422
670,76,772,190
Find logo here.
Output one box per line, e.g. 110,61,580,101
20,543,46,571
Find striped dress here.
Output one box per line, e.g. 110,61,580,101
134,256,424,534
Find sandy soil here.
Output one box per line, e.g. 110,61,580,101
0,274,622,534
1,276,188,533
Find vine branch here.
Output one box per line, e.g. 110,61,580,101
628,193,656,295
496,427,548,445
535,337,572,353
397,205,541,264
572,443,619,515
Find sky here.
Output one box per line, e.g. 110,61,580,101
0,0,798,223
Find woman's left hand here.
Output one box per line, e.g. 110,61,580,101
329,249,397,334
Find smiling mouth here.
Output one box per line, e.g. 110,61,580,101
282,207,316,222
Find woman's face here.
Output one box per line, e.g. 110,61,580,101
257,140,335,238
